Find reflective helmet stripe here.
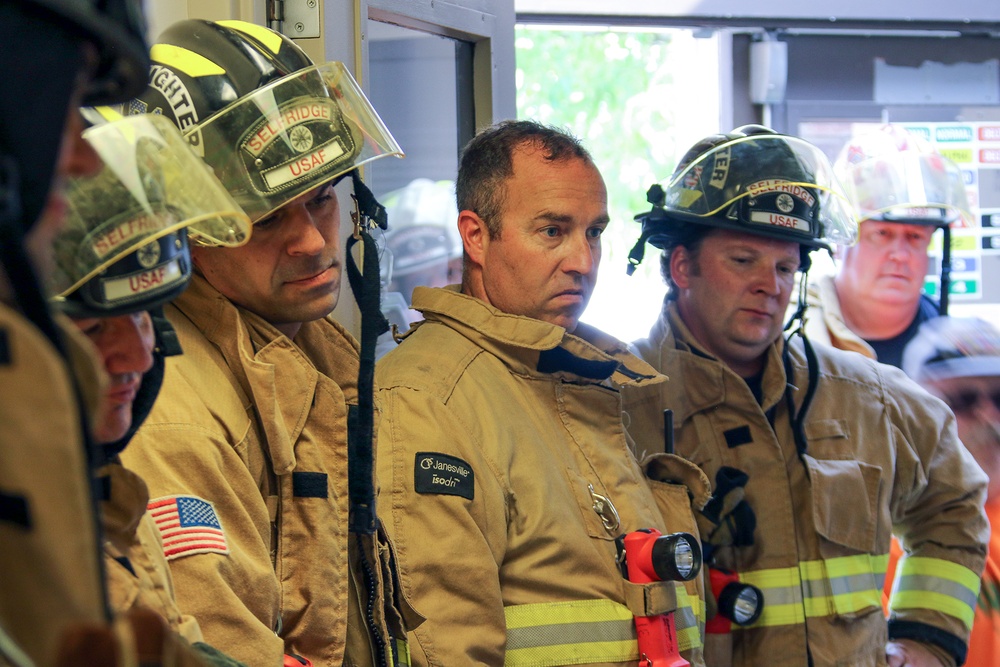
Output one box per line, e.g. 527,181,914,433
150,43,225,77
218,19,284,54
890,556,981,630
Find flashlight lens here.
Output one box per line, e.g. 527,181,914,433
732,587,761,625
674,540,694,579
650,532,702,582
718,581,764,626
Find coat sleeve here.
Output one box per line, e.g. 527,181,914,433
121,420,284,667
376,384,510,666
885,368,989,666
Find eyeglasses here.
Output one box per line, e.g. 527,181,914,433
943,388,1000,415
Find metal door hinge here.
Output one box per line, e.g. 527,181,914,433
266,0,320,39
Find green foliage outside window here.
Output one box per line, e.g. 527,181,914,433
515,26,721,338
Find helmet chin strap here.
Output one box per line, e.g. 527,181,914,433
781,264,820,460
939,224,951,316
784,267,810,334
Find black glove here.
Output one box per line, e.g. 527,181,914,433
697,466,756,562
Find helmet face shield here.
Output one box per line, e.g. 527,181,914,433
835,144,972,226
189,61,403,223
663,134,858,249
51,113,251,314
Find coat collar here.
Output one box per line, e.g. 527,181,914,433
646,301,791,420
172,274,359,474
410,285,664,388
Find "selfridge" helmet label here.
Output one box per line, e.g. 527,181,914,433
91,214,170,259
746,179,816,208
744,179,817,234
245,102,332,156
240,97,354,195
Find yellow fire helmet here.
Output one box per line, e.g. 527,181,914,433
127,19,403,223
51,112,251,317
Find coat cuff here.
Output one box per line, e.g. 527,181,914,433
888,619,965,666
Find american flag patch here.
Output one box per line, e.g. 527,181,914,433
148,495,229,560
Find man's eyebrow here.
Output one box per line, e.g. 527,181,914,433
534,212,611,225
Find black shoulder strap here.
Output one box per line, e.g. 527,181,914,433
344,170,390,535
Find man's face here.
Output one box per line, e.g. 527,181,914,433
928,374,1000,502
673,229,800,377
26,44,102,278
477,147,608,332
836,221,934,308
192,182,342,335
72,311,155,444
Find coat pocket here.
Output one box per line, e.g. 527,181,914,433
565,468,622,540
803,454,881,554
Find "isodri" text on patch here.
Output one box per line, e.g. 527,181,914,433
414,452,474,501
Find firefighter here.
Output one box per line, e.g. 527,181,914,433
382,178,463,305
622,125,988,667
52,111,252,665
117,20,416,666
376,178,462,358
375,119,710,666
805,124,972,369
893,317,1000,665
0,0,150,664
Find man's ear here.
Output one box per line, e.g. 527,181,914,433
457,210,488,269
670,246,693,290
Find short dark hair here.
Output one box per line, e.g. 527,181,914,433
456,119,593,239
658,224,712,300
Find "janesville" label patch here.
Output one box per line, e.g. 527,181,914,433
414,452,474,501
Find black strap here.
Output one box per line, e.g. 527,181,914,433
780,271,819,458
344,172,396,666
782,331,820,459
939,224,951,316
345,171,390,535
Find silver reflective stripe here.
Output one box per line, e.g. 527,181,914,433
894,573,979,609
890,556,981,629
503,590,703,666
737,554,888,627
674,585,704,651
505,599,638,666
507,616,636,649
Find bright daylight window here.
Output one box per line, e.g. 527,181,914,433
515,24,723,343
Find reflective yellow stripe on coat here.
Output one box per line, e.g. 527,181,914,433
503,587,702,667
394,637,410,667
739,554,889,628
889,556,981,631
